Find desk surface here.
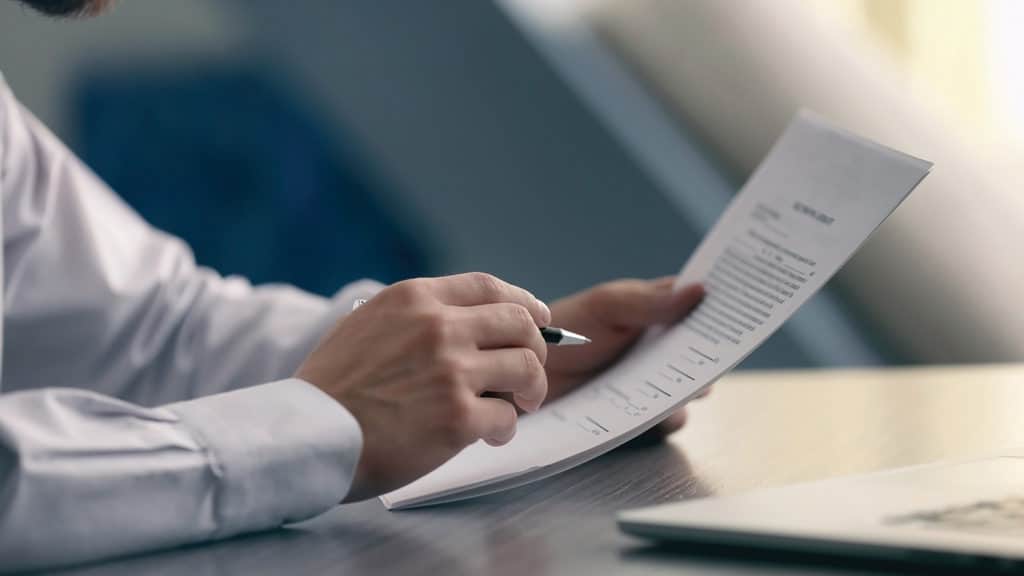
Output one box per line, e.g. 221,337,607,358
58,364,1024,575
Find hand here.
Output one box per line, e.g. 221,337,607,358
543,277,706,437
294,272,551,501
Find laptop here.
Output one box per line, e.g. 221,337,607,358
618,449,1024,569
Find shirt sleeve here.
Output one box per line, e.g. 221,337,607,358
0,378,362,573
0,75,384,407
0,76,377,571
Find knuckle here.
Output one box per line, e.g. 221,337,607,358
489,406,518,445
434,353,468,387
533,335,548,365
519,348,543,380
586,279,644,320
508,304,535,332
596,279,641,301
442,394,475,446
387,278,426,305
585,286,616,312
519,349,548,402
418,309,453,348
470,272,504,300
591,281,625,305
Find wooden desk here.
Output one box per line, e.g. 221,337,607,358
57,365,1024,575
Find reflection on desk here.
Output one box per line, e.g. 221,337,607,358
55,364,1024,576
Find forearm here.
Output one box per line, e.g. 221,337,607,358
5,240,381,406
0,75,384,405
0,381,361,573
104,270,383,405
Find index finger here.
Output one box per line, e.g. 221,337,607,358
429,272,551,326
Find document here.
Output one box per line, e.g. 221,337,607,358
381,111,932,510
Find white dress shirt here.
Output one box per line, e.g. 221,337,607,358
0,73,378,573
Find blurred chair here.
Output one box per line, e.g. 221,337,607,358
73,65,430,297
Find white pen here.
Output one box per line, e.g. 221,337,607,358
352,298,591,346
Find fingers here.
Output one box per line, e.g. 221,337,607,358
657,407,688,433
467,348,548,412
429,272,551,326
458,303,548,364
642,388,711,442
589,279,659,329
650,387,710,438
627,407,688,447
666,283,705,324
591,278,704,329
469,396,519,446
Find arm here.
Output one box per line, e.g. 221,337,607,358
0,272,553,572
0,380,361,573
0,75,552,572
0,75,364,572
0,74,700,572
0,76,380,406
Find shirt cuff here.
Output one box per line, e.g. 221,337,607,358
166,379,362,537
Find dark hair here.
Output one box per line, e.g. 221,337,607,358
15,0,98,16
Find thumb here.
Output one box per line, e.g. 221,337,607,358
662,281,705,325
593,277,704,330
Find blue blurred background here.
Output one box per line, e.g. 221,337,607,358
74,65,429,296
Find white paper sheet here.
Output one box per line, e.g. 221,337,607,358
381,111,931,510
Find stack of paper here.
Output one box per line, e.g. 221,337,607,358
382,111,932,510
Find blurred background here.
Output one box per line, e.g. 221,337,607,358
0,0,1021,369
